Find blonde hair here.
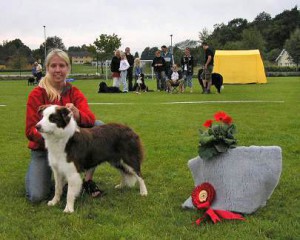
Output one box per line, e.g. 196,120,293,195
172,64,178,71
115,50,121,57
134,58,141,67
38,49,71,102
120,51,126,59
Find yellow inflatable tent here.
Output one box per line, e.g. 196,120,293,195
213,50,267,84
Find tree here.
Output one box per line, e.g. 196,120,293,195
92,33,121,73
253,11,272,23
0,39,33,69
208,18,248,48
68,44,89,52
134,52,139,58
199,28,210,44
41,36,66,51
284,27,300,70
265,6,300,51
141,47,158,60
240,28,266,53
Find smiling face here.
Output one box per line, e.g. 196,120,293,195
47,55,70,84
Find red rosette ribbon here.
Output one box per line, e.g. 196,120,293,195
191,182,245,225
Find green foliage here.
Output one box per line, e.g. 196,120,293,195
0,78,300,239
265,65,299,72
141,47,159,60
284,27,300,68
198,112,237,160
41,36,66,53
265,7,300,51
205,6,300,61
93,33,122,59
0,39,33,66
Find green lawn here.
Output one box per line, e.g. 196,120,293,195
0,77,299,239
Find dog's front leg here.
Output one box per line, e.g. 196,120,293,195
48,168,64,206
64,172,82,213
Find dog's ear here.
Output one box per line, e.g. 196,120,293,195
59,107,73,124
37,104,51,115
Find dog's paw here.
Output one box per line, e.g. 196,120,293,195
48,198,59,206
140,190,148,196
63,205,74,213
115,183,124,189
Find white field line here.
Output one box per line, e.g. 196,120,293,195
89,100,284,105
0,105,7,107
162,100,285,104
89,102,134,105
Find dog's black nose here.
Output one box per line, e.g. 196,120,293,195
36,124,41,132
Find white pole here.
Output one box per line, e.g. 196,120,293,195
43,26,47,62
170,34,174,64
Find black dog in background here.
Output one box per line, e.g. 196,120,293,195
98,82,122,93
198,69,223,93
28,77,36,86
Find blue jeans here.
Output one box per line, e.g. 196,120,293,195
25,120,104,203
183,71,193,88
120,70,128,92
155,71,166,90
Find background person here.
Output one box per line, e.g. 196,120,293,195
110,50,121,88
202,42,214,94
166,64,184,93
181,47,194,93
161,45,173,78
119,51,130,93
125,47,134,91
134,58,143,80
25,49,103,203
34,61,43,83
152,50,166,91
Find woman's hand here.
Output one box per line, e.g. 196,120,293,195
65,103,80,122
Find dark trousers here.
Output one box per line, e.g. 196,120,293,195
127,67,133,91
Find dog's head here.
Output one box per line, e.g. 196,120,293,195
36,105,76,137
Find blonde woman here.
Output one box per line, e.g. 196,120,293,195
25,49,103,203
110,50,121,88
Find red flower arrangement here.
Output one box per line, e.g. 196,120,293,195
191,182,245,225
199,111,237,160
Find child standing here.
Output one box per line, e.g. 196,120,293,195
134,58,143,80
119,52,130,93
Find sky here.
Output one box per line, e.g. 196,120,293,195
0,0,298,54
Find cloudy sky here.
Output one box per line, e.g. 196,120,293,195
0,0,298,54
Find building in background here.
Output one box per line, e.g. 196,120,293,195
275,49,296,67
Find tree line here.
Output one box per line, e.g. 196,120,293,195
0,6,299,70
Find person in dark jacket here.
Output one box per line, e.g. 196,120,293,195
110,50,121,88
151,50,166,91
125,47,135,91
181,47,194,93
202,42,214,94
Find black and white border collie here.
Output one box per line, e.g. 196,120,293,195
36,105,148,213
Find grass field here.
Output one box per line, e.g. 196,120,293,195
0,77,299,239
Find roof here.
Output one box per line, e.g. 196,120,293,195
275,49,287,62
68,51,92,57
215,50,261,56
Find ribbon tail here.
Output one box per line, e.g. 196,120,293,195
214,210,245,221
195,216,205,225
206,208,221,224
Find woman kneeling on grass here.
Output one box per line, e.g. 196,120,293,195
25,48,103,203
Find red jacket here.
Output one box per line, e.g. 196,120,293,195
25,83,96,150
